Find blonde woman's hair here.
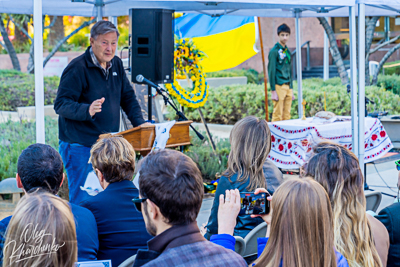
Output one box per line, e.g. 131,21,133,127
225,116,271,191
90,136,136,183
3,191,77,267
304,141,382,267
254,178,337,267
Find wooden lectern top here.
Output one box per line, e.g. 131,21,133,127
99,121,192,153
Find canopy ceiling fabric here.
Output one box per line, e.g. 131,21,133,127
0,0,355,17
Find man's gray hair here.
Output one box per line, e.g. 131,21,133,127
90,20,120,40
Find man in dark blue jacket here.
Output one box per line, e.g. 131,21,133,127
54,20,147,204
80,136,151,266
376,171,400,267
0,144,99,263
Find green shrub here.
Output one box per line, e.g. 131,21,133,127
185,131,230,182
168,78,400,124
383,61,400,76
206,68,264,84
0,70,59,111
377,74,400,95
0,118,59,180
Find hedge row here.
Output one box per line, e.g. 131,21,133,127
167,77,400,124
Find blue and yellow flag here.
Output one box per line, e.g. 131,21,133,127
175,14,258,73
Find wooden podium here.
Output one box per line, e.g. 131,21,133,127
100,121,192,155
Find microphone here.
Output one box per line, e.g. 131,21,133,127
136,75,159,89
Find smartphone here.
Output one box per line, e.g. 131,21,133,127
239,192,270,215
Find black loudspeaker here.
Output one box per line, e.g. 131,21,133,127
129,9,174,84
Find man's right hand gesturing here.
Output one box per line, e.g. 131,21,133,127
89,97,105,117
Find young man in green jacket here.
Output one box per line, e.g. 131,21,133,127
268,24,295,122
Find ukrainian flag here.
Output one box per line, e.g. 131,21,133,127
175,14,258,73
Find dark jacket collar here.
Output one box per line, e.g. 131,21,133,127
133,222,206,267
84,46,97,68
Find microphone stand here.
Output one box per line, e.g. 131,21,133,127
153,86,204,141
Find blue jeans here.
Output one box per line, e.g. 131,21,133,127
59,140,91,205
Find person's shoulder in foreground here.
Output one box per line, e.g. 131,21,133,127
141,239,246,267
69,202,99,261
376,202,400,267
133,149,246,267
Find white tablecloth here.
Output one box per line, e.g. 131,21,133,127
268,116,393,169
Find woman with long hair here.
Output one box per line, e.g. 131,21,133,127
303,141,389,267
205,116,272,239
211,178,349,267
3,191,77,267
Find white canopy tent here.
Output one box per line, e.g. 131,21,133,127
3,0,374,171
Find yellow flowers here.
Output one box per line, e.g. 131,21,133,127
166,37,208,109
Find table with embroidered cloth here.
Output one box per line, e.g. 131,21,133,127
267,116,393,169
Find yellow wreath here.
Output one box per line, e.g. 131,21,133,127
165,38,209,109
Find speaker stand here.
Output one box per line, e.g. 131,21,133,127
147,85,154,123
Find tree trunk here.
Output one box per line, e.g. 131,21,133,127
365,17,380,85
372,42,400,85
317,17,349,85
0,15,21,71
27,44,34,74
48,16,65,47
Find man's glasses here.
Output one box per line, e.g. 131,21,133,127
132,197,147,212
395,159,400,171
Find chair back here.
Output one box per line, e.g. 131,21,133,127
243,222,268,258
118,254,137,267
365,190,382,212
234,236,246,256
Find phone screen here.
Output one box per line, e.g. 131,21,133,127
239,192,270,215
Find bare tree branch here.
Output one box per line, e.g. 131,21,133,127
9,15,33,42
372,42,400,85
0,15,21,71
318,17,349,85
365,16,380,85
28,18,96,73
368,35,400,56
44,16,57,29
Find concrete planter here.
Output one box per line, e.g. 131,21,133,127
17,105,58,120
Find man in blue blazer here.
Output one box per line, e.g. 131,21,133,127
0,144,99,264
376,172,400,267
80,136,151,267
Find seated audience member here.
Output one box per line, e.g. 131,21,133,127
375,168,400,267
303,141,389,267
205,116,278,239
211,179,349,267
263,159,284,194
80,136,151,266
3,191,77,267
132,149,247,267
0,144,98,262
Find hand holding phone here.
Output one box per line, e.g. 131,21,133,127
217,189,241,235
247,188,273,226
239,190,271,216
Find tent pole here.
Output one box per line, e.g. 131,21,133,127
349,6,359,158
97,6,103,22
96,0,103,22
34,0,45,144
258,17,269,122
295,10,303,119
358,3,366,177
323,17,329,81
109,16,119,56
